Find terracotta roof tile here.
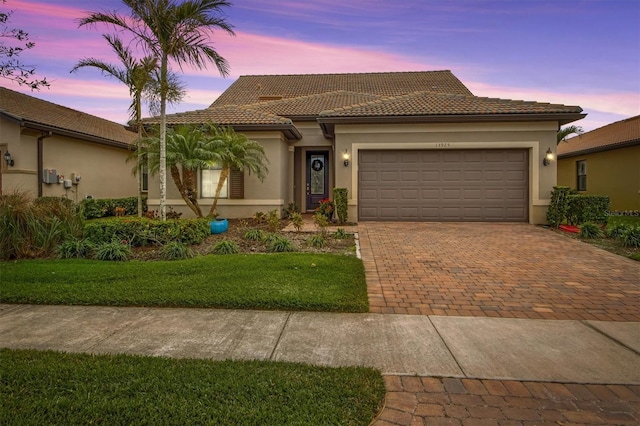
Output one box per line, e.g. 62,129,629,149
558,115,640,157
0,87,136,146
319,91,584,117
244,91,382,117
144,105,293,126
211,71,472,107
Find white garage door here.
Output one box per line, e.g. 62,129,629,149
358,149,529,221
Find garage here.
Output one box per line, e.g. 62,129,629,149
358,149,529,222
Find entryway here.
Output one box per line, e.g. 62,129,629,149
305,151,329,212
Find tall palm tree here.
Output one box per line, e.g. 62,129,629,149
557,125,584,144
206,126,269,218
71,34,160,217
78,0,235,220
143,124,215,217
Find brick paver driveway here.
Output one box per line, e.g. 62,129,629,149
358,222,640,321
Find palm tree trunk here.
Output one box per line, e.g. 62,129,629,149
208,167,230,217
159,55,168,221
170,165,202,217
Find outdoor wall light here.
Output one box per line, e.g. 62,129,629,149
4,151,14,167
342,150,350,167
542,147,554,166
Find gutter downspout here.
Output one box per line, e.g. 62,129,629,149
37,131,53,197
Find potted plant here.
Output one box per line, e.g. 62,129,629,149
209,216,228,234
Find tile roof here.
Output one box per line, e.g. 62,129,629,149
144,105,293,126
0,87,136,146
319,91,584,118
211,71,473,107
244,91,382,117
558,115,640,157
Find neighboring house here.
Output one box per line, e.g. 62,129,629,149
0,87,138,202
146,70,585,223
557,115,640,211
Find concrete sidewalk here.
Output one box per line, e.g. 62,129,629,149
1,304,638,384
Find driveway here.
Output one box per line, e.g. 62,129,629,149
358,222,640,321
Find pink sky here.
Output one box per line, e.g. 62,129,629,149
2,0,639,132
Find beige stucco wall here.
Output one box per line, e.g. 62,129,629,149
558,145,640,211
0,117,137,201
333,121,560,224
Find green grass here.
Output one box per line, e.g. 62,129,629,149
0,254,368,312
0,348,385,425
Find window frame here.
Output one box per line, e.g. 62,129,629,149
201,165,229,199
576,160,587,191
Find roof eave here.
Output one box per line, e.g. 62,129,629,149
317,112,587,138
558,139,640,158
230,124,303,141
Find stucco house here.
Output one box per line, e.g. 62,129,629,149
557,115,639,211
0,87,138,202
146,70,585,223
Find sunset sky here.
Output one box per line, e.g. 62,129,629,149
2,0,639,132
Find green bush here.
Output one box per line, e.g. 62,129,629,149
268,236,296,253
94,240,131,261
620,227,640,248
80,197,146,219
84,218,209,247
160,241,194,260
244,229,264,241
56,238,94,259
283,203,299,219
210,240,240,255
0,191,83,260
289,212,304,231
566,194,610,225
307,234,326,248
546,186,575,227
267,209,281,233
579,222,603,239
333,228,348,239
333,188,348,225
607,224,630,239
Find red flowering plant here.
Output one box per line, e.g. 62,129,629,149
315,198,334,219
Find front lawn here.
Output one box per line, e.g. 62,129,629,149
0,349,385,425
0,254,368,312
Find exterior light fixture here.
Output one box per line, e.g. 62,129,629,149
4,151,14,167
342,150,350,167
542,147,554,166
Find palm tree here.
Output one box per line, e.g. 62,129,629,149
71,34,160,217
78,0,235,220
143,124,215,217
557,125,584,144
207,126,269,218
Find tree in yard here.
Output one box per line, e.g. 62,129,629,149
557,125,583,144
207,126,269,218
71,34,185,217
0,0,48,89
142,124,216,218
78,0,235,221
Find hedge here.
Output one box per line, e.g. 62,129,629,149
566,194,610,225
333,188,348,225
80,197,147,219
547,186,575,227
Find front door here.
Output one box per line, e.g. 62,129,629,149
306,151,329,211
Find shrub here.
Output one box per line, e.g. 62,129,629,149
620,227,640,248
546,186,575,227
244,229,264,241
0,191,83,260
566,194,610,225
160,241,194,260
80,197,146,219
315,198,334,220
268,236,296,252
333,188,348,225
607,224,630,239
94,240,131,261
289,212,304,231
56,238,94,259
307,234,326,248
283,203,299,219
579,222,603,239
314,212,329,235
267,209,281,233
333,228,348,239
253,211,266,223
211,240,240,255
84,218,209,247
